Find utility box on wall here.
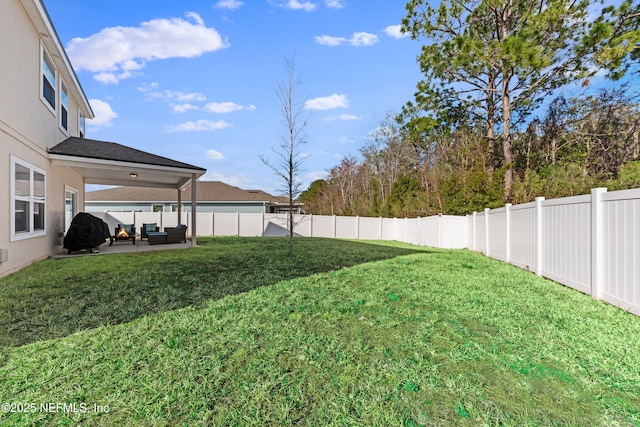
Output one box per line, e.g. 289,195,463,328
0,249,8,263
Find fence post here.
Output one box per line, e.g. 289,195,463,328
472,212,477,251
591,188,607,300
236,211,240,236
438,214,443,248
535,197,544,276
505,203,512,263
484,208,490,256
309,214,313,237
333,215,337,238
379,217,383,240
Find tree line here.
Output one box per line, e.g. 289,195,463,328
300,0,640,217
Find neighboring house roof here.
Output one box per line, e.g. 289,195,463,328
49,137,205,171
86,181,289,204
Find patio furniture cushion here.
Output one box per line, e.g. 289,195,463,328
164,225,187,243
141,223,159,240
148,232,168,245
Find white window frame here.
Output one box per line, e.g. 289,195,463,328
11,156,47,241
40,43,56,114
59,79,69,134
64,186,79,234
78,111,85,138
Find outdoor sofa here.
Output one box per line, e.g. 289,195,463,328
148,224,187,245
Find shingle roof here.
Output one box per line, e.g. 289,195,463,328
49,137,205,171
86,181,289,203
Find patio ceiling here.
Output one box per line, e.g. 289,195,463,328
48,137,206,189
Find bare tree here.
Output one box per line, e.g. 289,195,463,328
261,57,309,255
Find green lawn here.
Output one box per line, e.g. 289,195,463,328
0,237,639,426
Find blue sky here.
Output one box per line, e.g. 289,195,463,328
44,0,424,194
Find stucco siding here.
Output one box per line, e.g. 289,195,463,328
0,0,86,149
1,129,85,277
1,0,90,277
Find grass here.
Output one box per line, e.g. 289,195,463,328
0,237,639,426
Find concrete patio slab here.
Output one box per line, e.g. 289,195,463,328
51,240,193,259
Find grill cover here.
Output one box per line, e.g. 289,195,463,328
63,212,112,252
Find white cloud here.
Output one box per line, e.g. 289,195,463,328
137,84,257,115
137,82,159,92
166,91,207,103
384,25,408,39
324,0,344,8
203,102,244,113
323,113,361,121
304,93,348,110
172,103,200,113
137,85,208,112
315,31,378,46
269,0,317,11
165,119,231,132
215,0,243,10
205,149,225,159
314,35,347,46
87,99,117,126
67,13,228,84
285,0,317,11
351,32,379,46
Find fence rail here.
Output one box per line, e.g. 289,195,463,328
95,186,640,316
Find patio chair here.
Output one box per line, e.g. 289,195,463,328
140,223,160,240
164,224,187,244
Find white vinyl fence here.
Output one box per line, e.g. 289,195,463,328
95,186,639,316
95,211,469,249
468,188,640,316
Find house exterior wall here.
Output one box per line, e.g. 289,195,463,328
0,0,90,277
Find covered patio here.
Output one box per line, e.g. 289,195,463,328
51,239,191,258
48,137,206,248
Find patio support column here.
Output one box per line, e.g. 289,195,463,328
191,174,197,246
177,186,182,225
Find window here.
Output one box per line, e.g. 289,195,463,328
64,187,78,233
152,204,164,213
78,111,85,138
60,80,69,133
41,45,56,112
11,156,46,240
